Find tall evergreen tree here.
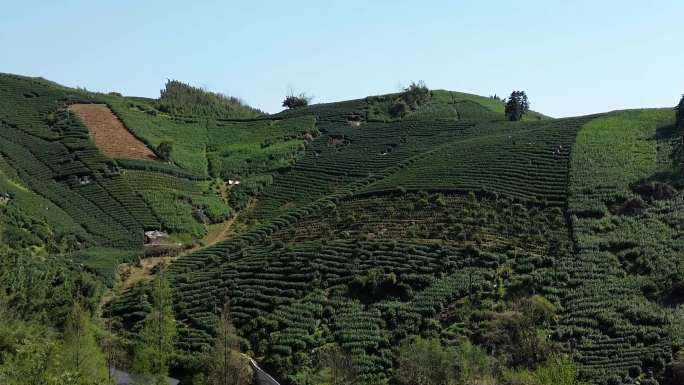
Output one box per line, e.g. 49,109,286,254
135,276,177,384
207,303,251,385
505,91,530,121
58,301,108,384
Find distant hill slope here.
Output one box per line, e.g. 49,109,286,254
2,73,683,385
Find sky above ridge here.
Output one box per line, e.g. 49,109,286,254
2,0,683,117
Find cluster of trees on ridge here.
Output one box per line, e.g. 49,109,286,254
157,80,262,119
281,82,532,122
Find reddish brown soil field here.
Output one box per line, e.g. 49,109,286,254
69,104,157,160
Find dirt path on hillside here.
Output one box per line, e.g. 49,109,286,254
102,198,254,310
99,254,176,311
189,198,255,252
69,104,157,160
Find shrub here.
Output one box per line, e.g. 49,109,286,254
394,337,457,385
402,81,430,107
503,354,582,385
390,81,430,117
390,99,409,117
156,141,174,161
282,93,311,109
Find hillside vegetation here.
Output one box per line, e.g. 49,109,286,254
0,73,683,385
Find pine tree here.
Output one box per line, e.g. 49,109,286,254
135,276,177,384
505,91,530,121
207,303,251,385
58,301,109,384
103,310,124,384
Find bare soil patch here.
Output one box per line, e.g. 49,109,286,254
119,255,176,291
69,104,157,160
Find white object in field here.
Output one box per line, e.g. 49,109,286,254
144,230,169,243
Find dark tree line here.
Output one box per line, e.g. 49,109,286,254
676,94,684,143
156,80,262,118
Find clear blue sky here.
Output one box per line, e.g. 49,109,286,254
2,0,683,117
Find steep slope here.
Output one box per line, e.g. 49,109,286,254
561,109,682,383
0,74,157,247
3,73,683,385
146,105,681,384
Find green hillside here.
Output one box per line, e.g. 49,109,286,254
1,73,683,385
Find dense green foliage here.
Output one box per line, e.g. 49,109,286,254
2,73,684,385
0,75,156,250
283,93,312,109
134,277,177,382
157,80,262,119
505,90,530,121
156,140,174,161
563,109,682,383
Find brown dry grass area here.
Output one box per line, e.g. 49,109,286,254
100,255,175,309
69,104,157,160
118,255,176,291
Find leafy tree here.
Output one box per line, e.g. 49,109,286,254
402,81,430,108
156,141,174,162
389,99,409,118
207,303,251,385
56,301,108,383
503,354,582,385
0,336,54,385
395,337,456,385
317,344,360,385
452,341,496,384
282,93,312,109
348,269,410,302
134,276,177,383
504,91,530,121
389,81,430,117
473,296,560,369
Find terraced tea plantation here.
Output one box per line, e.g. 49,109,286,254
2,72,683,385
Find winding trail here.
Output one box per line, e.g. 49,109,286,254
186,198,255,253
